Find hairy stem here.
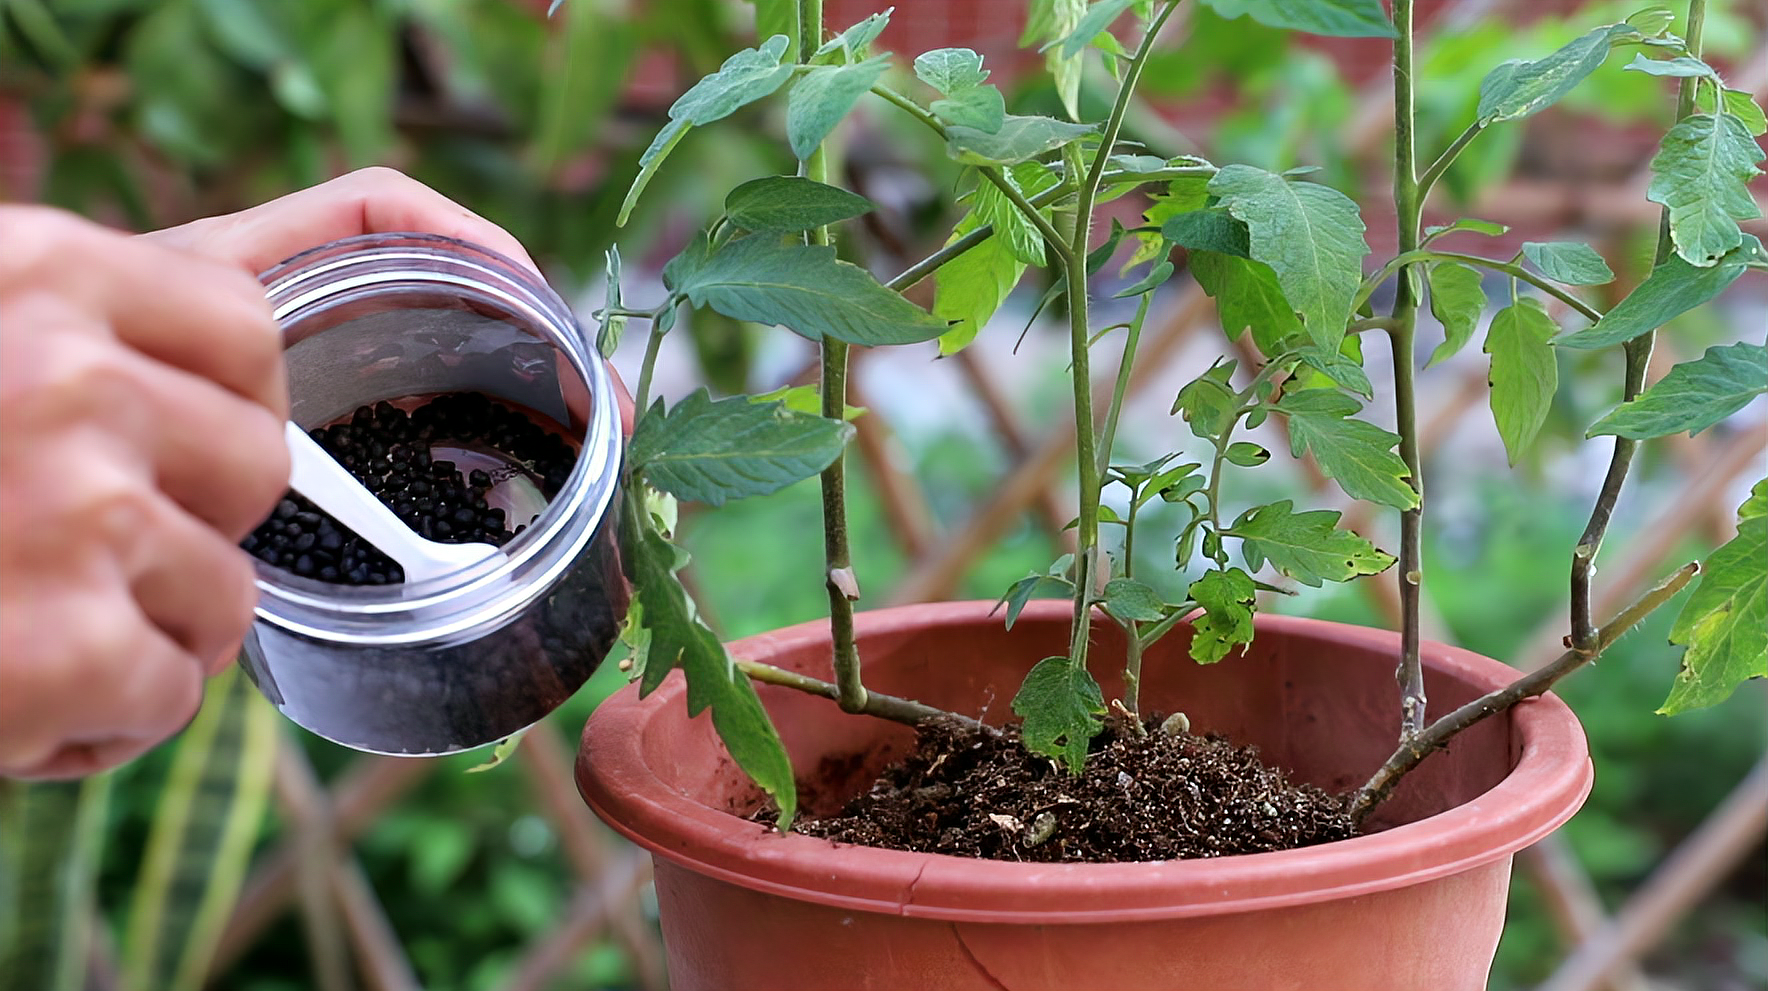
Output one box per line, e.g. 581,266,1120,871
1570,0,1704,648
736,660,996,735
1390,0,1427,743
634,313,668,412
1354,249,1605,322
1351,563,1699,822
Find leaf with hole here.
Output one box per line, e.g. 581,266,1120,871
1484,297,1559,466
1648,112,1765,267
630,390,853,507
1660,481,1767,715
1273,389,1417,509
724,176,876,232
1588,343,1768,440
1521,241,1614,285
1172,364,1240,442
1188,567,1257,663
1011,656,1106,773
668,234,946,346
1226,500,1397,587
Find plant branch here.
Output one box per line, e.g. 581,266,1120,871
1097,293,1153,480
1390,0,1427,743
1570,0,1704,649
1416,121,1484,202
1355,249,1605,323
1351,562,1700,823
735,659,996,735
633,307,670,412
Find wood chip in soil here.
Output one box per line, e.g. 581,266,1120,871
757,718,1357,863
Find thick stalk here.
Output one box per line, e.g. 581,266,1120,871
794,0,868,714
735,660,994,735
1389,0,1427,743
1570,0,1704,648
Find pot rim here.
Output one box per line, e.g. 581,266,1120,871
577,600,1592,923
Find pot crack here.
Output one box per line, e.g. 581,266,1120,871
900,858,931,914
951,925,1012,991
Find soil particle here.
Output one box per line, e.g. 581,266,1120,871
775,719,1357,863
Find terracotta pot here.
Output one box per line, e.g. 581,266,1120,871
577,600,1591,990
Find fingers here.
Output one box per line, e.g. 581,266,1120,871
145,166,539,276
127,491,261,664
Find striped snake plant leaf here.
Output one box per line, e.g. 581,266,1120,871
0,773,112,991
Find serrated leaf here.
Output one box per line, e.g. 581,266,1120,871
1274,390,1418,509
669,35,792,124
1661,481,1767,714
997,573,1075,630
597,247,625,358
1648,112,1765,267
1426,262,1486,367
1046,0,1135,59
1162,207,1251,257
1623,52,1717,77
669,234,946,346
934,211,1027,355
1172,365,1240,442
1694,88,1766,137
1424,217,1510,240
915,47,989,94
724,176,876,232
813,8,891,63
946,114,1095,166
1560,236,1761,349
1226,500,1397,587
1589,343,1768,440
974,162,1059,265
630,390,853,507
1294,343,1373,398
749,384,866,421
932,86,1006,132
1011,656,1105,773
619,496,796,826
1200,0,1394,38
1208,164,1369,351
1187,567,1256,663
618,118,688,226
1225,441,1271,466
1522,241,1615,285
1477,23,1637,124
1190,250,1303,356
1103,578,1165,622
1484,297,1560,466
787,57,890,160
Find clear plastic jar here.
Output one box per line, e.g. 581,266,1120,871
242,233,627,755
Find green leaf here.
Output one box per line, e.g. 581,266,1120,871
1425,261,1486,367
1224,441,1271,467
1660,481,1767,714
1046,0,1135,59
1522,241,1615,285
1622,52,1717,78
749,384,866,421
1476,23,1638,124
1589,343,1768,440
668,35,792,125
1273,389,1418,509
1647,112,1765,267
1423,217,1510,240
1128,176,1212,269
0,776,110,991
1207,164,1369,351
1035,0,1088,119
946,114,1095,166
597,247,625,359
1190,251,1303,356
617,118,688,226
1695,87,1767,137
1188,567,1256,664
1625,6,1675,37
1199,0,1395,38
1113,259,1174,299
1559,236,1762,350
1226,500,1397,587
1011,656,1106,773
1103,577,1166,622
973,163,1059,265
914,47,989,94
931,86,1006,132
934,211,1027,355
1172,363,1240,442
813,9,891,62
1484,297,1560,466
669,234,946,346
724,176,876,232
1162,207,1251,257
1293,343,1373,399
619,496,796,826
997,572,1075,630
787,57,890,161
630,389,853,507
465,730,527,773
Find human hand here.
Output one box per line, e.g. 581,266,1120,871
0,207,289,778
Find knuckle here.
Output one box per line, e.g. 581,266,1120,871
85,484,158,570
345,165,411,189
0,208,97,282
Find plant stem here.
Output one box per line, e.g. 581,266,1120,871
793,0,867,715
736,660,997,735
1570,0,1704,649
1415,121,1483,202
1097,293,1152,481
1390,0,1427,743
1351,562,1700,822
1353,249,1605,323
634,315,667,412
